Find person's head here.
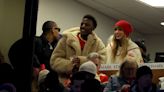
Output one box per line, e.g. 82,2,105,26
136,66,153,88
42,70,65,92
79,61,97,78
42,21,60,42
114,20,133,40
119,60,138,79
81,79,102,92
44,70,60,87
111,20,133,61
87,52,101,69
80,14,97,37
70,72,86,92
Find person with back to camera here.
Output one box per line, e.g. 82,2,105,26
70,61,97,92
106,20,143,64
38,70,68,92
50,14,106,85
103,59,138,92
81,78,103,92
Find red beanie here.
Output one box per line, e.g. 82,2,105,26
114,20,133,37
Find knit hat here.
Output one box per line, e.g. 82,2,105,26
136,66,152,79
38,69,50,85
114,20,133,37
79,61,97,75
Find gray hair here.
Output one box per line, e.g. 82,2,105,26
87,52,101,60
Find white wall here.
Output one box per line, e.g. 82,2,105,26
37,0,116,44
0,0,25,63
37,0,144,45
1,0,161,64
144,34,164,61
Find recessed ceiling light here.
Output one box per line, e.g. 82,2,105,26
161,22,164,26
137,0,164,7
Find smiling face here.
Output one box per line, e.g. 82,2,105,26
114,26,126,40
80,18,94,37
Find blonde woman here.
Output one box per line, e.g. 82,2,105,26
106,20,143,64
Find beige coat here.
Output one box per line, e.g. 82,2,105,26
106,35,143,64
50,27,106,83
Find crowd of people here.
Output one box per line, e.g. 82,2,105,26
0,14,162,92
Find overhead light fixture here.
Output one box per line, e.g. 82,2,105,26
137,0,164,7
161,22,164,26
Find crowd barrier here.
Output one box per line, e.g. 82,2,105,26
99,63,164,84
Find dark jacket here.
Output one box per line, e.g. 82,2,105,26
130,82,158,92
34,34,62,70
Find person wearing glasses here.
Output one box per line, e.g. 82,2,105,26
34,21,62,70
106,20,143,64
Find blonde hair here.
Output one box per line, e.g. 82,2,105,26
111,35,129,63
87,52,101,60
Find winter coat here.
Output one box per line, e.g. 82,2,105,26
106,35,143,64
34,34,62,70
130,82,158,92
50,27,106,84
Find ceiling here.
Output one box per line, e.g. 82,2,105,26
75,0,164,35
